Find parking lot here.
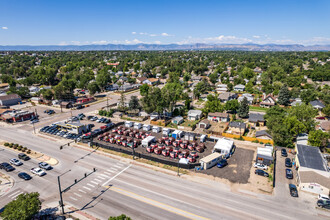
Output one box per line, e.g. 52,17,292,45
200,147,255,184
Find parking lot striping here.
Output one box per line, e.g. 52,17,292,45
8,190,22,198
104,172,112,175
110,168,118,171
86,183,95,188
90,181,99,185
108,186,210,220
83,186,91,191
100,174,110,178
78,189,86,193
74,193,82,197
106,169,115,173
69,196,78,201
102,164,132,186
97,176,106,180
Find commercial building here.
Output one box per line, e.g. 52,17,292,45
0,94,22,106
56,122,87,134
256,147,273,165
212,138,234,155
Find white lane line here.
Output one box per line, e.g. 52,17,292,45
97,176,106,180
102,164,132,186
70,196,77,201
83,186,91,191
94,179,102,183
78,189,86,193
104,171,112,175
12,192,23,199
8,190,21,198
90,181,98,184
100,174,110,178
87,183,95,188
107,169,115,173
74,193,82,197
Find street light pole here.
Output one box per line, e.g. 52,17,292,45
177,160,180,176
33,122,36,134
57,169,71,215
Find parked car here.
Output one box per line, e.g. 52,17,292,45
30,119,39,124
87,115,94,120
318,194,330,201
0,162,15,172
217,159,228,168
253,163,268,170
10,158,23,166
281,148,288,157
289,184,298,197
30,167,46,176
317,199,330,209
18,153,30,161
255,169,269,177
285,158,292,167
39,162,52,170
18,172,32,180
285,168,293,179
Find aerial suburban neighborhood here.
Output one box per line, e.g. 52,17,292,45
0,1,330,220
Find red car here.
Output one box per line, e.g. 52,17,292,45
158,138,165,144
173,147,181,154
162,150,170,157
165,146,173,152
170,152,178,158
187,144,195,151
146,146,154,153
157,145,165,150
195,146,204,153
180,142,188,149
154,148,162,155
165,140,171,146
111,129,118,133
316,116,326,120
187,155,196,163
150,143,158,149
173,141,179,147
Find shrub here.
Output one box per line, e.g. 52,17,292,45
9,143,13,147
4,142,9,146
259,142,264,145
22,148,26,152
17,145,22,151
23,147,27,151
27,150,31,154
252,140,259,143
13,143,19,148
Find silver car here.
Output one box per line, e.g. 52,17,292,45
10,158,23,166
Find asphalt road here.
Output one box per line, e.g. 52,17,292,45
0,128,329,220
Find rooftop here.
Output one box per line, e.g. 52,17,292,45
248,113,265,123
297,144,327,172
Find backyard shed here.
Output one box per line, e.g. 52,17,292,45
200,153,223,170
152,126,161,133
172,116,184,125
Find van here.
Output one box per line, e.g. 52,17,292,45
318,194,330,201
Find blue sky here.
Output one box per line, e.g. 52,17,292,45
0,0,329,45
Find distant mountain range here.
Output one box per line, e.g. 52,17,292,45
0,43,329,51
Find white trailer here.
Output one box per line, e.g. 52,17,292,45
200,153,223,170
125,121,133,127
134,122,142,129
152,126,161,133
142,136,155,147
200,135,206,143
143,124,151,131
163,128,170,137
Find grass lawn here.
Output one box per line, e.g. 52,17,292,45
249,106,267,112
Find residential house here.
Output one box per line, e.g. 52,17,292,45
255,130,272,140
187,110,202,121
216,84,227,93
0,83,9,90
106,84,119,91
291,98,302,106
233,84,245,92
147,78,159,86
115,71,123,77
320,121,330,132
191,76,202,82
218,92,238,103
172,116,184,125
228,121,246,135
198,119,211,129
136,77,148,84
260,94,276,108
0,94,22,106
238,93,254,104
248,113,265,127
253,67,263,74
207,112,230,122
295,144,330,195
310,100,325,110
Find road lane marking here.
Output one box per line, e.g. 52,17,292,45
87,183,95,188
90,181,99,184
104,171,112,175
102,164,132,186
97,176,106,180
70,196,77,201
83,186,91,191
74,193,82,197
94,179,102,182
114,164,122,168
12,192,23,199
78,189,86,193
106,169,115,173
110,167,118,171
100,174,110,178
108,186,210,220
8,190,21,198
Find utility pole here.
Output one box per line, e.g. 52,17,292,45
177,160,180,176
107,96,109,111
33,121,36,134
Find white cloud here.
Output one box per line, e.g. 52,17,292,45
154,41,162,44
300,37,330,45
133,32,174,37
177,35,253,44
253,35,260,39
124,39,144,44
1,27,8,30
70,41,81,45
58,41,68,46
132,32,136,35
161,32,173,37
92,40,108,45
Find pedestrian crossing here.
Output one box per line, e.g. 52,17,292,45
67,161,130,202
6,189,26,200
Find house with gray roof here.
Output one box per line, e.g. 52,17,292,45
255,130,272,140
310,100,325,110
218,92,238,103
248,113,265,126
238,93,254,104
295,144,330,195
228,121,246,135
187,110,202,121
233,84,245,92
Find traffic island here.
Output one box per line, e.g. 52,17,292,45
0,172,14,197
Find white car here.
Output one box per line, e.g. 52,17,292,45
318,194,330,201
10,158,23,166
30,167,46,176
253,163,268,170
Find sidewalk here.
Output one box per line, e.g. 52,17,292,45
0,172,13,197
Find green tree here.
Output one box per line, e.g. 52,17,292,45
288,103,317,132
284,116,306,137
108,214,131,220
87,82,100,95
238,97,249,118
322,104,330,117
129,96,140,110
96,72,111,91
278,85,291,106
203,95,224,114
225,99,240,113
139,84,149,96
2,192,41,220
209,72,218,84
308,130,330,149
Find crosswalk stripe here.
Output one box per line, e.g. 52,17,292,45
114,164,122,168
87,183,95,188
74,193,82,197
90,181,98,184
110,168,118,171
107,169,115,173
83,186,91,191
97,176,106,180
78,189,86,193
12,192,23,199
70,196,77,201
94,179,102,182
8,190,21,198
100,174,110,178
